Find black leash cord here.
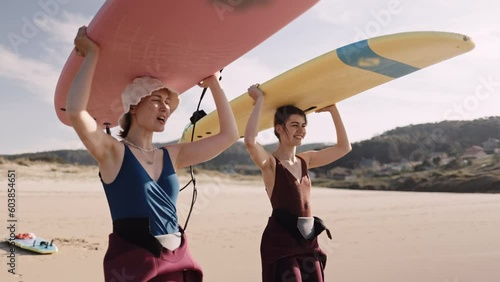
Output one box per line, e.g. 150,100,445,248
181,70,223,231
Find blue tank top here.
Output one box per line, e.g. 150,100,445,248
100,145,180,236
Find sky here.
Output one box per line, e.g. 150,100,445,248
0,0,499,155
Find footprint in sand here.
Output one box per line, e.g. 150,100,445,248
52,238,101,251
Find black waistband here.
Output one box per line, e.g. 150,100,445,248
271,209,332,241
113,218,164,257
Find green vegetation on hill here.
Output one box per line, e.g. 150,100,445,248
318,116,500,170
313,155,500,193
2,150,97,165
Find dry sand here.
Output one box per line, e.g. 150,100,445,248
1,161,499,282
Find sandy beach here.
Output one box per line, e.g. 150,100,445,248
1,162,499,282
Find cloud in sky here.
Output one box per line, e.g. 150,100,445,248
0,11,91,103
36,11,90,45
37,11,92,63
312,0,406,35
0,45,59,103
314,7,354,27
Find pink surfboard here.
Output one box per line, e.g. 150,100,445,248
54,0,319,128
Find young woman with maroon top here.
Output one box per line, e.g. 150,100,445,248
67,26,239,281
244,84,352,282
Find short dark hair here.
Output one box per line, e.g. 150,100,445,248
118,113,131,138
274,105,307,140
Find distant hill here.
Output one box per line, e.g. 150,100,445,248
2,149,97,165
3,117,500,176
196,116,500,175
314,116,500,174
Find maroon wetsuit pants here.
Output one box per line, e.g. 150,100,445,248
103,232,202,282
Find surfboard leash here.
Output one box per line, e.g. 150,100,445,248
180,69,224,231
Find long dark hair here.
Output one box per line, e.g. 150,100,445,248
274,105,307,140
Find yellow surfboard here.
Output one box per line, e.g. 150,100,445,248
180,31,474,142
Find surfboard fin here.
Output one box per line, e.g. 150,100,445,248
40,241,49,248
104,123,111,135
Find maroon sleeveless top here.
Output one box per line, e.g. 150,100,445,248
270,155,312,217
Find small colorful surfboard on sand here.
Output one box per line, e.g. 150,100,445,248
5,233,58,254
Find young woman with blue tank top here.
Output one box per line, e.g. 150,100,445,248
66,26,239,281
244,84,352,282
